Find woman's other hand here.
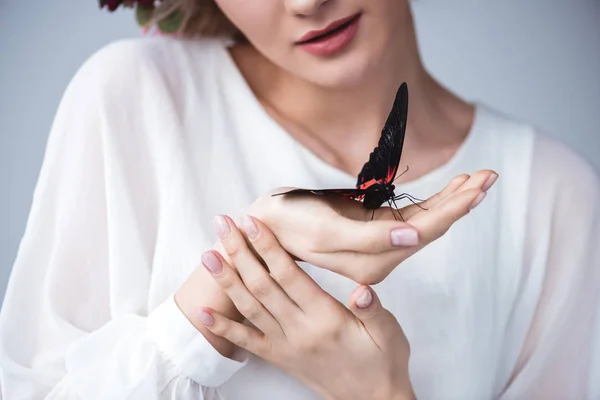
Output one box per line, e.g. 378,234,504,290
199,216,415,400
248,169,498,284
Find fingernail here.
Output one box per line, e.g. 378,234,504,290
470,192,487,210
391,228,419,246
482,173,499,192
241,215,259,240
212,215,230,239
202,251,223,274
356,289,373,309
198,308,215,326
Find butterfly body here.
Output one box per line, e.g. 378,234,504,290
362,182,397,209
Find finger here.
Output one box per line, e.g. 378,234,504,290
213,215,301,328
242,215,328,312
410,188,484,244
400,170,497,220
320,216,420,254
348,286,402,346
201,250,283,337
399,173,470,220
437,170,498,207
198,306,268,358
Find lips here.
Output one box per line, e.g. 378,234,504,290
296,13,362,44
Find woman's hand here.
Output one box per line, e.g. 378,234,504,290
248,169,498,284
198,216,415,400
174,169,496,360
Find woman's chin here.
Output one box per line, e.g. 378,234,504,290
298,57,379,89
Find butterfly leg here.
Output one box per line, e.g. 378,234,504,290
389,199,406,222
385,201,399,221
392,206,400,221
394,193,428,211
370,208,375,222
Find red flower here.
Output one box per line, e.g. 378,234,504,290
99,0,122,11
100,0,154,12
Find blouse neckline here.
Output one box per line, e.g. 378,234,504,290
216,41,484,193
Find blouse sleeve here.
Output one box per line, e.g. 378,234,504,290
499,133,600,399
0,41,246,400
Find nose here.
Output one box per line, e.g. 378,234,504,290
284,0,330,17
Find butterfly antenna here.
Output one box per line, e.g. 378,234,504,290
392,165,410,185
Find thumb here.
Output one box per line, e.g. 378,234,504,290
348,286,399,344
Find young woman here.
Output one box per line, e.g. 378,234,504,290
1,0,598,399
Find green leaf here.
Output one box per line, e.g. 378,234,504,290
135,3,154,27
157,9,184,33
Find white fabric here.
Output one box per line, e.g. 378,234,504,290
0,37,598,400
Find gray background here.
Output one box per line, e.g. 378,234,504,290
1,1,599,303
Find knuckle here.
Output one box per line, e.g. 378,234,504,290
290,321,342,353
217,270,236,289
210,320,227,336
316,321,343,343
252,231,277,256
295,338,318,354
351,265,383,285
232,335,249,349
246,278,271,298
239,302,263,322
223,239,243,260
271,267,296,288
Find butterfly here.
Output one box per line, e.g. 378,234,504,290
273,82,425,221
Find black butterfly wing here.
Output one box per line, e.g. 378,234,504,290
357,82,408,190
272,188,368,201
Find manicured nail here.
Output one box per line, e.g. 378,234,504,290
356,289,373,309
241,215,259,240
470,192,487,210
482,173,499,192
391,229,419,246
202,251,223,274
212,215,230,239
198,308,215,326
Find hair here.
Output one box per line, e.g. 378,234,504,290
153,0,242,39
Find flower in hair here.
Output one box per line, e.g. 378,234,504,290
99,0,183,34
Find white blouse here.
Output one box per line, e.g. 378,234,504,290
1,37,599,400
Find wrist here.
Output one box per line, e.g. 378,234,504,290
391,393,415,400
